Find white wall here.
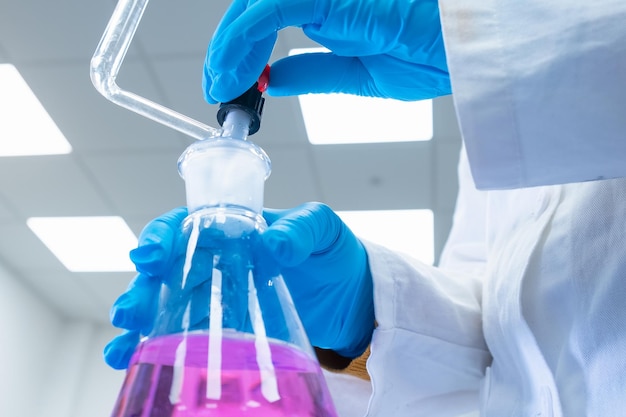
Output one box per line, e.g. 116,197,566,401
68,324,125,417
0,263,63,417
0,263,124,417
37,322,124,417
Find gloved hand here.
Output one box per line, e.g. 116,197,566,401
203,0,450,104
104,202,375,370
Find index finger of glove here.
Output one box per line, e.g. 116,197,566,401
210,0,322,72
130,207,188,276
213,0,249,36
110,273,160,334
267,53,375,97
204,32,276,103
203,0,248,103
269,52,450,100
262,203,343,266
204,0,276,103
104,330,141,370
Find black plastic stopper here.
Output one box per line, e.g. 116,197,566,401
216,83,265,135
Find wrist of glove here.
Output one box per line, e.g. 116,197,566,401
105,202,375,369
262,203,375,358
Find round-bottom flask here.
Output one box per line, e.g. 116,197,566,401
110,136,339,417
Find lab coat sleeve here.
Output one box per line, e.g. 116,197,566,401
362,148,491,417
323,370,373,417
438,0,626,189
363,241,491,417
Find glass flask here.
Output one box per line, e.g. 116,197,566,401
91,1,339,415
110,112,339,417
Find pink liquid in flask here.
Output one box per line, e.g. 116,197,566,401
111,332,338,417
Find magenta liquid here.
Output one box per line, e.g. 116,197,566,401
111,333,338,417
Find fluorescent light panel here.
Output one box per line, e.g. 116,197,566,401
0,64,72,156
337,209,434,265
289,48,433,145
27,216,137,272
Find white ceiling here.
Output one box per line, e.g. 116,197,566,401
0,0,462,325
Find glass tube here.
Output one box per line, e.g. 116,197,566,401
90,0,221,141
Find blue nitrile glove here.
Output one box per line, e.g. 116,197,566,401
104,207,188,370
203,0,450,103
104,203,375,370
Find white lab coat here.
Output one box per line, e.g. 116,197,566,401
361,148,626,417
322,0,626,417
331,2,626,415
439,0,626,190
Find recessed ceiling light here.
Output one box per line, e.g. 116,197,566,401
0,64,72,156
337,209,434,265
27,216,137,272
289,48,433,145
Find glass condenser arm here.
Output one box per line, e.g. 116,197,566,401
89,0,222,141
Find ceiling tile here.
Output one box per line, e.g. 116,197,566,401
148,57,222,129
0,221,68,276
313,143,434,211
82,151,187,222
433,142,463,210
75,272,136,324
0,43,8,61
136,0,230,57
0,155,113,217
0,0,120,63
254,96,311,147
262,148,321,208
0,195,17,221
16,62,189,154
433,96,463,143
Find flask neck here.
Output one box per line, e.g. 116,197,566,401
220,109,250,141
178,135,271,214
184,205,267,236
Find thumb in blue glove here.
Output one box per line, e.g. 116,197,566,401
104,207,188,369
104,203,375,369
203,0,450,103
262,202,375,358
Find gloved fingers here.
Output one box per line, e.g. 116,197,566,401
267,53,377,97
214,0,249,35
166,246,215,291
262,203,344,266
205,0,450,102
269,52,450,100
360,54,451,100
130,207,187,276
202,0,247,104
203,0,276,103
103,330,141,370
204,32,276,104
209,0,317,73
301,23,389,58
110,273,160,334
